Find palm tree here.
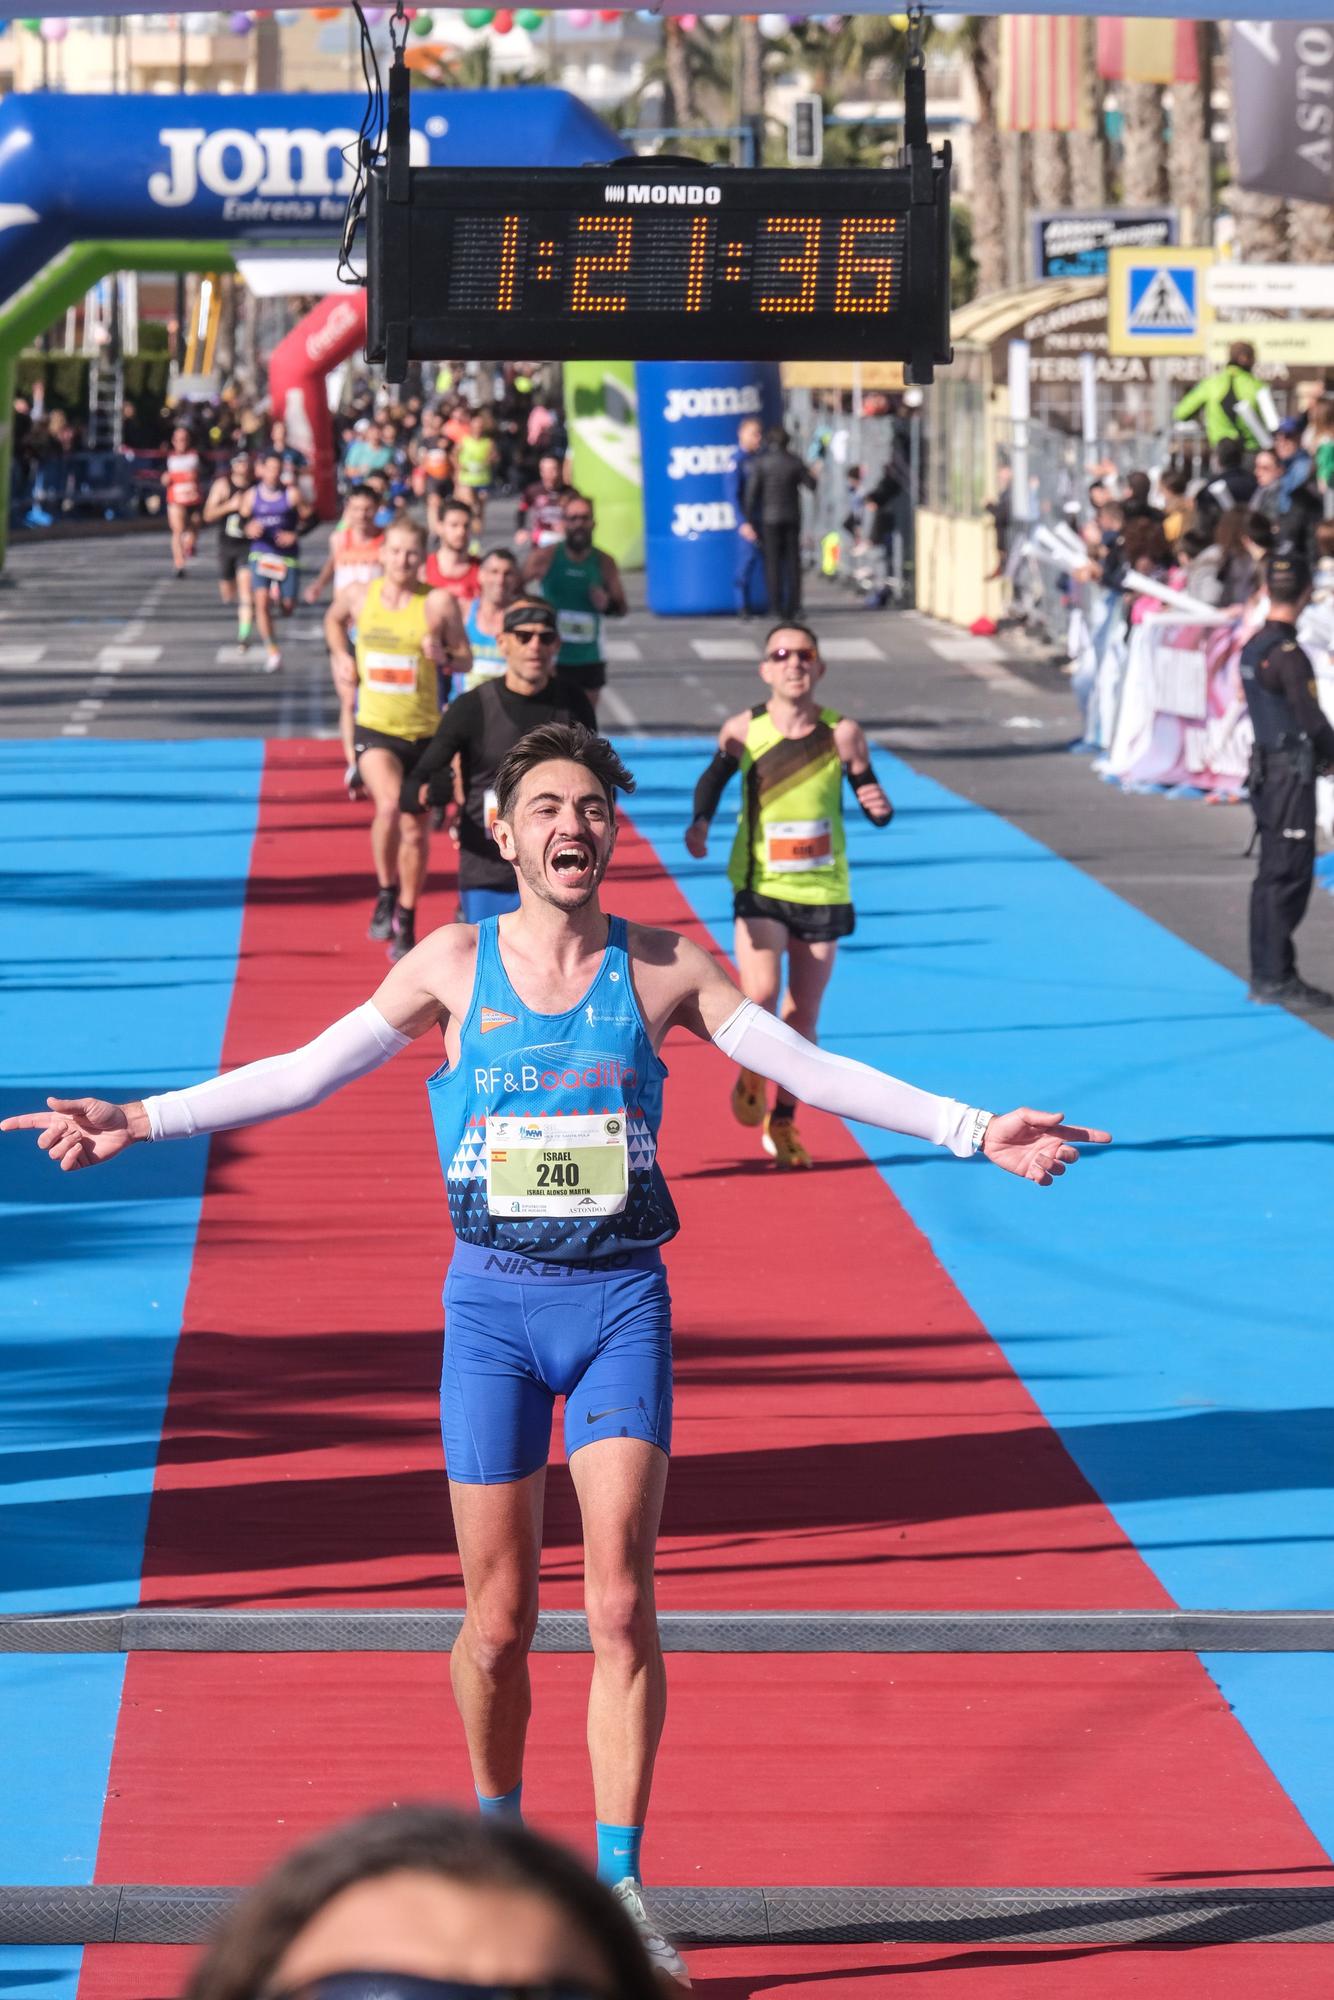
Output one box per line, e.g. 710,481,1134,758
1222,28,1289,259
957,16,1004,299
1067,19,1109,209
1119,83,1168,204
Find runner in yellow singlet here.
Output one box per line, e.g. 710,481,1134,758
685,622,894,1167
325,518,471,961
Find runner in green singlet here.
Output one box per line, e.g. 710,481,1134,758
685,622,894,1168
454,411,497,537
522,492,627,713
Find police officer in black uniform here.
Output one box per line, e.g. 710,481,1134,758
1240,553,1334,1011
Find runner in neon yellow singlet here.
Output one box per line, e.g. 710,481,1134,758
685,621,895,1167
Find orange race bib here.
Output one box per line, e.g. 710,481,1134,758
363,650,419,692
764,818,834,873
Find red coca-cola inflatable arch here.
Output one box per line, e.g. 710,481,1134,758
267,288,368,520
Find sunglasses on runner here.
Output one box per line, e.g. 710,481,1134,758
264,1977,608,2000
765,646,817,665
509,627,559,646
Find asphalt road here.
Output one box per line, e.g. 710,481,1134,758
4,514,1332,1030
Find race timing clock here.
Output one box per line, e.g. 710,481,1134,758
366,156,953,382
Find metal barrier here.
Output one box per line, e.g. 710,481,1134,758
4,1603,1334,1947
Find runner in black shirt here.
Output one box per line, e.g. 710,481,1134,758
400,598,596,921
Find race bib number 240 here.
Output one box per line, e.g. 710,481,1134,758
486,1112,629,1217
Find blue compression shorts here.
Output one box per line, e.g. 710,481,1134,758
442,1241,673,1485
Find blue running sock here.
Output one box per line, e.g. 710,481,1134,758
596,1820,643,1885
476,1780,523,1820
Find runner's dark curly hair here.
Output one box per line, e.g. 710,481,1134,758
494,723,635,826
181,1804,661,2000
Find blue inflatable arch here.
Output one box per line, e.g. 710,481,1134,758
0,89,625,309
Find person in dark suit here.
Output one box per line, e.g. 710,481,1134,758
743,425,815,622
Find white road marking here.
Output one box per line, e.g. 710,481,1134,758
928,634,1031,697
929,635,1005,663
692,638,758,661
598,683,644,736
61,722,88,736
215,646,256,666
603,637,642,662
96,644,161,667
0,644,46,667
818,637,885,662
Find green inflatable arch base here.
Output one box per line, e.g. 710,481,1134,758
0,239,236,572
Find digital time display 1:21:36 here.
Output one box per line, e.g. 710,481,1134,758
367,163,953,370
448,209,903,321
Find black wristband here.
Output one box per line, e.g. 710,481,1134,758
849,763,892,825
691,750,739,825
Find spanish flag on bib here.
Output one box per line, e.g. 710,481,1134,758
1097,19,1199,86
997,16,1091,134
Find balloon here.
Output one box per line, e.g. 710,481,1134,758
932,10,962,24
363,4,386,17
228,11,252,29
676,10,697,23
758,10,786,32
412,9,435,29
598,7,620,17
889,12,910,27
516,7,545,25
19,15,42,28
493,6,514,26
276,9,301,22
462,5,494,21
41,16,68,37
567,6,594,22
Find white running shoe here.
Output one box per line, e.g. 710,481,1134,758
263,647,282,674
611,1879,691,1989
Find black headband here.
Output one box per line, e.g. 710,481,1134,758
502,604,558,635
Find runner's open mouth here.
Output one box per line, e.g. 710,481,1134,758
549,841,593,880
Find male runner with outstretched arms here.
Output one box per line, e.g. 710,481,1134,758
686,622,892,1168
4,724,1108,1987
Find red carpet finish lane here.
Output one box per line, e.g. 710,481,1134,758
79,743,1331,1998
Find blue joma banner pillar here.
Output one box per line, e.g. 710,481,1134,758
637,360,785,617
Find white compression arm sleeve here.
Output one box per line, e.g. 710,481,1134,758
712,1000,983,1158
141,1001,411,1141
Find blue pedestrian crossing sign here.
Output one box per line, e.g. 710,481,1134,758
1128,265,1196,334
1108,246,1214,357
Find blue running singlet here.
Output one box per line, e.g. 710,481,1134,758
428,915,678,1483
427,914,678,1263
